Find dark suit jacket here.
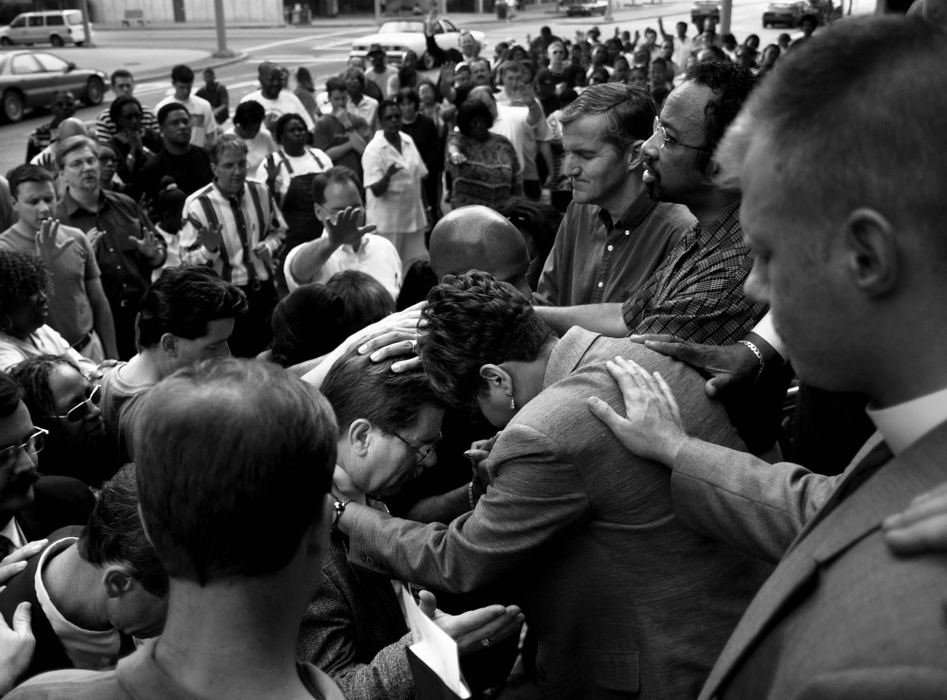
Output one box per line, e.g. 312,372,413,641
297,531,414,699
692,421,947,699
347,327,773,698
17,475,94,542
0,527,83,683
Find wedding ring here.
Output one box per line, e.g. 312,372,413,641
480,637,492,648
410,338,418,353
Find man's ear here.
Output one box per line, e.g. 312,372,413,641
348,418,373,456
159,332,177,357
313,203,327,224
626,139,645,171
842,208,899,298
103,564,136,599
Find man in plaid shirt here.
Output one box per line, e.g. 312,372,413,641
536,62,768,345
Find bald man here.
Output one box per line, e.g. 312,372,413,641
428,205,531,296
29,118,89,168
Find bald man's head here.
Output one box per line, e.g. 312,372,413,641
57,117,90,141
428,206,531,297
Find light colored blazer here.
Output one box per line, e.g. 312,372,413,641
347,327,773,698
686,421,947,699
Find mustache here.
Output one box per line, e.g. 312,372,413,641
7,469,39,492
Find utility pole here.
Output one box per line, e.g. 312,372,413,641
213,0,236,57
720,0,732,35
79,0,94,47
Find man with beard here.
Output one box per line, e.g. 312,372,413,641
134,103,214,204
536,62,768,347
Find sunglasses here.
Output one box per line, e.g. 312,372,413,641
50,385,100,422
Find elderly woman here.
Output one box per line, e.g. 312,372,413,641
8,355,120,486
0,251,96,374
259,112,333,258
361,99,429,269
447,99,522,210
298,348,522,699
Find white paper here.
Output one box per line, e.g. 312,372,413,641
400,585,471,698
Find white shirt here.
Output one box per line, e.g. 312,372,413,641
240,89,315,130
284,233,402,299
0,325,96,374
223,125,277,177
257,147,333,200
867,385,947,456
366,66,396,99
361,131,428,236
347,94,379,132
491,101,552,181
154,94,218,148
34,537,122,670
0,517,26,551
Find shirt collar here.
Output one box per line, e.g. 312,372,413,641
867,385,947,455
597,190,658,233
61,187,105,216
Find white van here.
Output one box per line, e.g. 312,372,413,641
0,10,93,47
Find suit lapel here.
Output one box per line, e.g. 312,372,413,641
701,422,947,699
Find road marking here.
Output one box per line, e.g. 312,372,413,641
244,28,359,53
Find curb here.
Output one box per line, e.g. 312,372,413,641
132,50,250,82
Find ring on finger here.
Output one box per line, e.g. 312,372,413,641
410,338,418,353
480,637,492,648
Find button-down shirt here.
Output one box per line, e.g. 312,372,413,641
362,131,428,236
621,202,768,344
534,194,695,306
347,94,379,132
179,181,287,287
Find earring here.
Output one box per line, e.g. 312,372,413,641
507,391,516,412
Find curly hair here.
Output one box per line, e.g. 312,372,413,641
419,271,555,408
0,251,49,318
690,61,757,170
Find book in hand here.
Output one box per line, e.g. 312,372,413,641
400,585,471,699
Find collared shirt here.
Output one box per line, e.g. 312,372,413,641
179,181,287,287
867,385,947,456
534,194,695,306
0,325,96,375
347,94,379,132
0,517,27,551
491,101,552,182
34,537,121,671
620,202,768,345
54,189,164,308
0,224,99,346
362,131,428,236
283,233,402,298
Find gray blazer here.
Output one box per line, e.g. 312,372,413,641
346,327,773,698
687,421,947,699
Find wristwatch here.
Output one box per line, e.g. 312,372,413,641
332,496,353,530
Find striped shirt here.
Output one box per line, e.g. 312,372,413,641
620,202,769,345
94,106,159,143
179,181,287,287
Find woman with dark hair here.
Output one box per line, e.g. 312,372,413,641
259,112,333,266
447,99,522,210
0,251,95,374
107,96,161,188
8,355,120,485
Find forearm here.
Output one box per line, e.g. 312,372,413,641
534,303,627,337
288,238,339,287
324,143,352,161
369,177,391,197
401,484,471,524
539,141,554,179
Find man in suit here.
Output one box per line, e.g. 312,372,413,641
587,16,947,698
335,271,773,698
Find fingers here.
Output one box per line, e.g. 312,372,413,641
357,330,416,359
463,449,490,463
418,589,437,619
391,356,422,374
0,540,46,569
653,371,683,423
884,513,947,556
586,396,625,433
357,224,378,236
11,602,32,637
626,334,683,345
883,487,947,532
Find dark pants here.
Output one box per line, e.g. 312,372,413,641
229,280,278,358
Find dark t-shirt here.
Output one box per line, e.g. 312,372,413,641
134,147,214,203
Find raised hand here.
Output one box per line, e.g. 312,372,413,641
417,590,523,655
131,228,161,261
85,226,106,250
586,356,688,466
33,219,74,263
326,205,376,248
191,219,223,253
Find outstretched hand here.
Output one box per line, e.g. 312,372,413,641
418,590,523,656
627,334,760,398
34,219,74,263
586,356,688,466
326,206,376,248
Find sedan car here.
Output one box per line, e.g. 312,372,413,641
349,18,486,69
0,50,106,123
559,0,609,16
762,1,806,27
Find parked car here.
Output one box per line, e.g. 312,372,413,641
762,1,806,26
559,0,609,16
0,10,93,48
349,18,486,69
0,50,106,123
691,0,721,26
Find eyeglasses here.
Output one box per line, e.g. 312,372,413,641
392,431,441,465
0,427,47,468
50,385,100,422
652,117,710,152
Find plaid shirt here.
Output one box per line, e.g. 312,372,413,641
620,202,768,345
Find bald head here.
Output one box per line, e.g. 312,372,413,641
57,118,90,141
429,206,531,296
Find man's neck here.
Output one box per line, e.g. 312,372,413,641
598,173,645,223
682,188,740,231
10,220,39,237
68,186,100,211
123,350,170,387
43,543,111,631
510,339,558,408
154,574,316,700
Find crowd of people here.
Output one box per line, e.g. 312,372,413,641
0,3,945,699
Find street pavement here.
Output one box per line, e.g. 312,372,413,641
0,0,873,168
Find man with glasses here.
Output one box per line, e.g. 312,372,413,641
284,166,401,298
94,70,159,144
534,62,768,347
133,103,214,205
530,83,695,311
0,165,118,362
53,136,166,360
